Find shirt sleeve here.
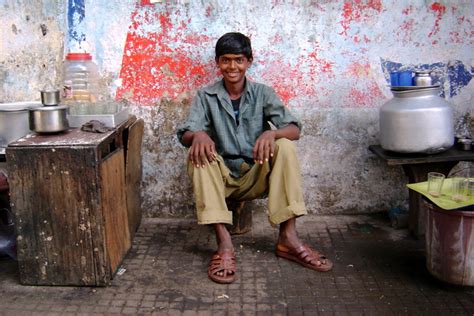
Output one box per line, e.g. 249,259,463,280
176,91,211,147
263,86,302,131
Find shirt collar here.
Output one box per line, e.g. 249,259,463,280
203,78,251,99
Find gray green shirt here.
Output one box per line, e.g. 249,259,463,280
177,79,302,177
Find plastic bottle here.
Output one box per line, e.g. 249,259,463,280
62,53,99,111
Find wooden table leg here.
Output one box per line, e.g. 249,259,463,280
402,162,458,238
226,199,252,235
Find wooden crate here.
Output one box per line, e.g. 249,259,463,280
6,121,138,286
122,118,144,239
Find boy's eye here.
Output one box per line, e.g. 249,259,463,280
220,57,245,64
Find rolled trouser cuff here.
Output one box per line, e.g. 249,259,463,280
268,201,307,226
197,210,233,225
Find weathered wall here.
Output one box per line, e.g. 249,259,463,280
1,1,473,218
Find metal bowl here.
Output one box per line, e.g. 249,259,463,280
28,105,69,134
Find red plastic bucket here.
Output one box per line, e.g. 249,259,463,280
424,199,474,286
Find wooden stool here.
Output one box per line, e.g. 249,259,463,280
226,199,253,235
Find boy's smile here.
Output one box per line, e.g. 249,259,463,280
217,54,252,87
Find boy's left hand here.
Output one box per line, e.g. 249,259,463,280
253,130,276,164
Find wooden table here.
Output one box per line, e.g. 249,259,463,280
369,145,474,237
6,116,144,286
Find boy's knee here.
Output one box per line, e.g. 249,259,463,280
275,138,296,154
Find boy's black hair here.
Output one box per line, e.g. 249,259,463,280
215,32,253,60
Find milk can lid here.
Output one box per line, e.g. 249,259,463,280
66,53,92,61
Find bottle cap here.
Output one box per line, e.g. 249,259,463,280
66,53,92,60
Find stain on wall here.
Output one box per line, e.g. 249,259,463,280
1,1,473,218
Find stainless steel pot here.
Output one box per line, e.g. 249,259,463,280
29,105,69,133
0,102,42,147
380,87,454,154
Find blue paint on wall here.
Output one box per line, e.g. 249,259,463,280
67,0,86,48
448,61,472,98
381,58,472,98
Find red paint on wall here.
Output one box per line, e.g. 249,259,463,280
339,0,383,36
344,62,383,108
116,8,214,104
308,51,334,75
116,2,385,108
397,18,415,43
258,48,335,106
449,31,463,44
428,2,447,37
348,82,383,108
346,62,370,78
402,5,414,15
259,58,302,105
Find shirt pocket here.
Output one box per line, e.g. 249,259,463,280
242,116,264,143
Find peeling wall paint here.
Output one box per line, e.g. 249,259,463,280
381,59,473,98
1,1,473,218
111,1,473,109
67,0,86,50
0,1,66,100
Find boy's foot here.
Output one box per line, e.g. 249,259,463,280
208,249,236,284
275,243,333,272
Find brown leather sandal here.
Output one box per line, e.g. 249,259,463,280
208,250,236,284
276,244,333,272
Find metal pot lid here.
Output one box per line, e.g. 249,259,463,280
0,101,42,112
29,105,69,111
390,84,440,91
391,87,442,98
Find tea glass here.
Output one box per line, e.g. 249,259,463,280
427,172,445,197
466,179,474,197
451,177,468,202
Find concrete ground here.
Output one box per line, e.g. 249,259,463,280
0,211,473,315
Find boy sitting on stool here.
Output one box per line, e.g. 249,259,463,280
177,32,333,284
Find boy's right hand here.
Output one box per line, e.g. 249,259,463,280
189,131,217,168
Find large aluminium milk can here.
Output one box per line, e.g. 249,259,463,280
380,87,454,154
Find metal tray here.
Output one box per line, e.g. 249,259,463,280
67,107,130,128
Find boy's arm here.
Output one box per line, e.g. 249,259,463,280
252,123,300,164
182,130,216,168
253,86,302,164
178,91,216,167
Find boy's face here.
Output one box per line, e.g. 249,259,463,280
216,54,252,87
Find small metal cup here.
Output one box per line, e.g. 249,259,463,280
40,90,61,106
457,138,473,151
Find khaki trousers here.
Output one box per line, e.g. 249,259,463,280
187,138,307,226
